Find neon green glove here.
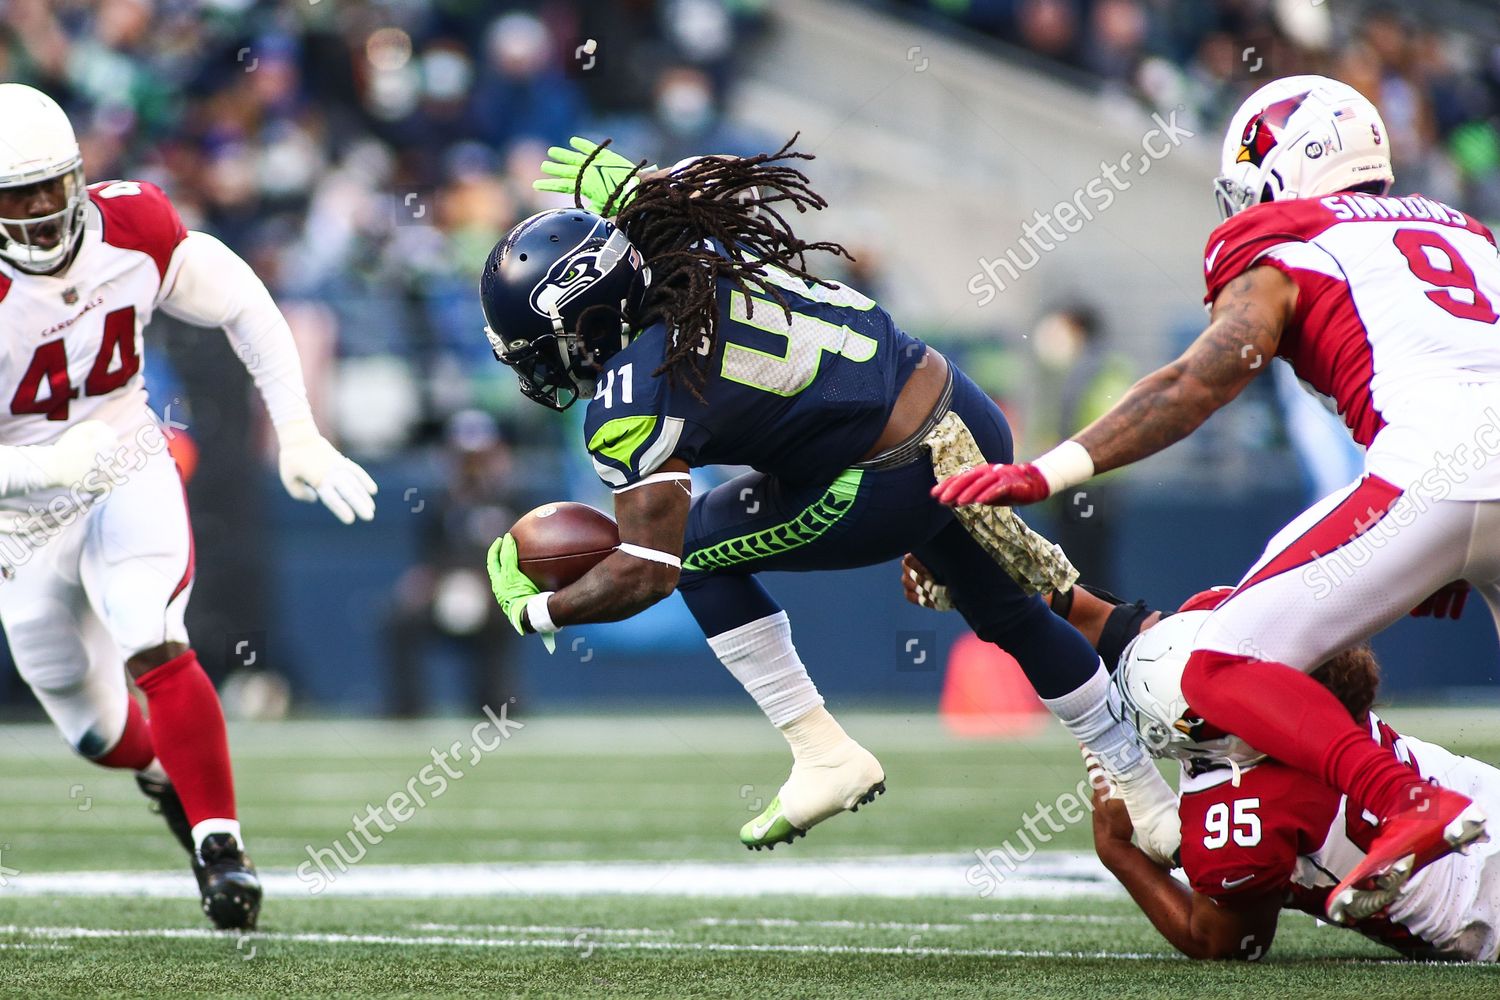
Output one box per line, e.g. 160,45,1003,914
487,534,556,653
533,137,654,214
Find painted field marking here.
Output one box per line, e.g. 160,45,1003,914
0,925,1172,961
413,923,673,937
695,914,1133,931
0,854,1125,900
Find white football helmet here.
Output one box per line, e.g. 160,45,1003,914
1111,610,1266,773
1214,75,1394,219
0,84,88,273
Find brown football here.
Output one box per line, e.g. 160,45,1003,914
510,501,620,590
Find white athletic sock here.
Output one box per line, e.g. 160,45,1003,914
1040,661,1153,781
780,705,852,763
707,611,824,728
191,818,244,852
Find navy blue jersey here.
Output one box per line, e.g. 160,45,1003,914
583,263,927,489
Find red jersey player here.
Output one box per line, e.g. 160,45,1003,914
934,74,1493,919
1098,592,1500,962
0,84,377,928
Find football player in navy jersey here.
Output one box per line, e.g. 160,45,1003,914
480,139,1179,852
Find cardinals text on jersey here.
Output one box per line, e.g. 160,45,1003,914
0,179,185,452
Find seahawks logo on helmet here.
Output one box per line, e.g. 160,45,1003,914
528,225,635,323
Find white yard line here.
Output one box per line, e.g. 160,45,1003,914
413,923,674,937
966,913,1130,925
0,941,67,950
696,917,978,932
0,924,1170,961
694,914,1132,931
0,715,1066,761
0,853,1125,900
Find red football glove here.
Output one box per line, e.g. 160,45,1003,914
931,462,1051,507
1410,581,1469,620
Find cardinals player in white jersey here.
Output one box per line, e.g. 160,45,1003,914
0,84,376,928
934,74,1495,921
1099,591,1500,962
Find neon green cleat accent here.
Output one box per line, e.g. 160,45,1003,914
739,724,886,850
739,779,887,851
739,797,805,850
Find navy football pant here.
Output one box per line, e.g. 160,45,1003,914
675,367,1100,699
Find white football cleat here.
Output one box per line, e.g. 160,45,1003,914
740,736,885,850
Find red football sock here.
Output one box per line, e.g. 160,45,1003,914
1183,649,1425,822
92,697,156,771
133,649,237,825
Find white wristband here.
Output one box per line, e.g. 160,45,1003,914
1032,440,1095,495
525,592,558,634
617,542,682,568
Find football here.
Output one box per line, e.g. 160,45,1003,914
510,501,621,590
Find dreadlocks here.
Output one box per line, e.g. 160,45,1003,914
575,137,852,397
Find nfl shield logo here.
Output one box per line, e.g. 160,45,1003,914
61,287,78,305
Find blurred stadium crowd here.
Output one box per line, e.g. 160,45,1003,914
0,0,774,450
0,0,777,709
5,0,1496,453
3,0,1498,710
896,0,1500,219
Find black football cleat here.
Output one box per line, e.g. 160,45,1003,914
135,774,195,856
194,833,262,930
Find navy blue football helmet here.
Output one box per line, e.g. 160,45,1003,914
480,209,651,410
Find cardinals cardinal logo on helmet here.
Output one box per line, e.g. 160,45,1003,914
1235,91,1314,167
1236,114,1275,166
1174,711,1231,742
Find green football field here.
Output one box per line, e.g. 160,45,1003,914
3,707,1500,998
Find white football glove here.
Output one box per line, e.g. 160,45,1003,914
38,420,120,492
275,418,377,525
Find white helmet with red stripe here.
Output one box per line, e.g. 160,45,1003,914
0,83,88,273
1111,609,1266,773
1214,75,1394,220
